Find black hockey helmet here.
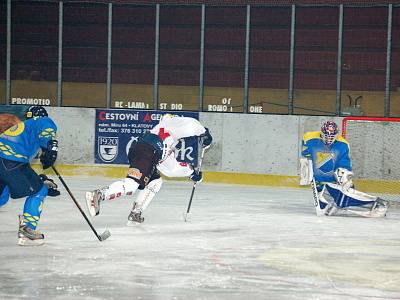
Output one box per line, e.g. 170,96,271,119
26,105,48,119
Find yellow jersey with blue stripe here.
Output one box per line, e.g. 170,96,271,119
0,117,57,163
302,131,351,183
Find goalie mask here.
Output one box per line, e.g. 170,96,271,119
321,121,338,145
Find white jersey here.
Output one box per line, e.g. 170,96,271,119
150,116,206,178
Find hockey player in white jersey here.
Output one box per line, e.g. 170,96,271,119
300,121,388,218
86,114,213,224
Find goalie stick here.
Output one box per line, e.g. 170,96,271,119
51,166,111,241
303,157,325,217
183,147,206,222
311,177,325,217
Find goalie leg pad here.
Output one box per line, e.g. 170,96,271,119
317,185,338,215
324,183,377,208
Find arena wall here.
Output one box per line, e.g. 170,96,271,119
44,107,342,187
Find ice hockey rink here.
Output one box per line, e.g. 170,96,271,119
1,175,399,300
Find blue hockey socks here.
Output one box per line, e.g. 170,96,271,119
23,185,48,230
0,186,10,207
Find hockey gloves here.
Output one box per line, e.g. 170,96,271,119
40,139,58,170
200,127,213,150
190,170,203,182
334,168,354,191
39,174,60,197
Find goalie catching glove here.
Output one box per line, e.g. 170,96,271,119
334,168,354,191
40,139,58,169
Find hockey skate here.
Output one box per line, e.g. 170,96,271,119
126,204,144,226
86,188,106,217
370,198,389,218
18,215,44,246
324,203,339,216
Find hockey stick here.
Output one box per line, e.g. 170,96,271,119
311,178,325,217
51,166,111,241
183,147,206,222
301,158,324,216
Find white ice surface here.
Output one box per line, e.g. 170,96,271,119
1,176,400,300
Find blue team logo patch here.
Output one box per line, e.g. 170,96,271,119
98,137,118,162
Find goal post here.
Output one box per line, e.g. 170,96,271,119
342,117,400,201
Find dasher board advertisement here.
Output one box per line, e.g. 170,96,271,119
95,109,200,166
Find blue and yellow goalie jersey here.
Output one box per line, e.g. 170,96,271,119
0,117,57,163
302,131,352,184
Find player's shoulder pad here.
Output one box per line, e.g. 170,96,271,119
30,116,58,137
302,131,321,142
40,116,58,131
335,135,350,146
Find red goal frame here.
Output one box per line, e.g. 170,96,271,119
342,117,400,138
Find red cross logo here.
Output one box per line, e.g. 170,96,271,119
158,128,171,140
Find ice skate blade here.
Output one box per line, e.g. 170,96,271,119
126,220,142,227
18,237,44,246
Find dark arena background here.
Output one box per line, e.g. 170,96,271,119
2,0,400,116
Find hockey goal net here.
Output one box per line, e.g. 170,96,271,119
342,117,400,203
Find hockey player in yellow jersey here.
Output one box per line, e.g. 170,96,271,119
0,106,59,245
300,121,388,218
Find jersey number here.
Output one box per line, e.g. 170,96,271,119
4,123,25,137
